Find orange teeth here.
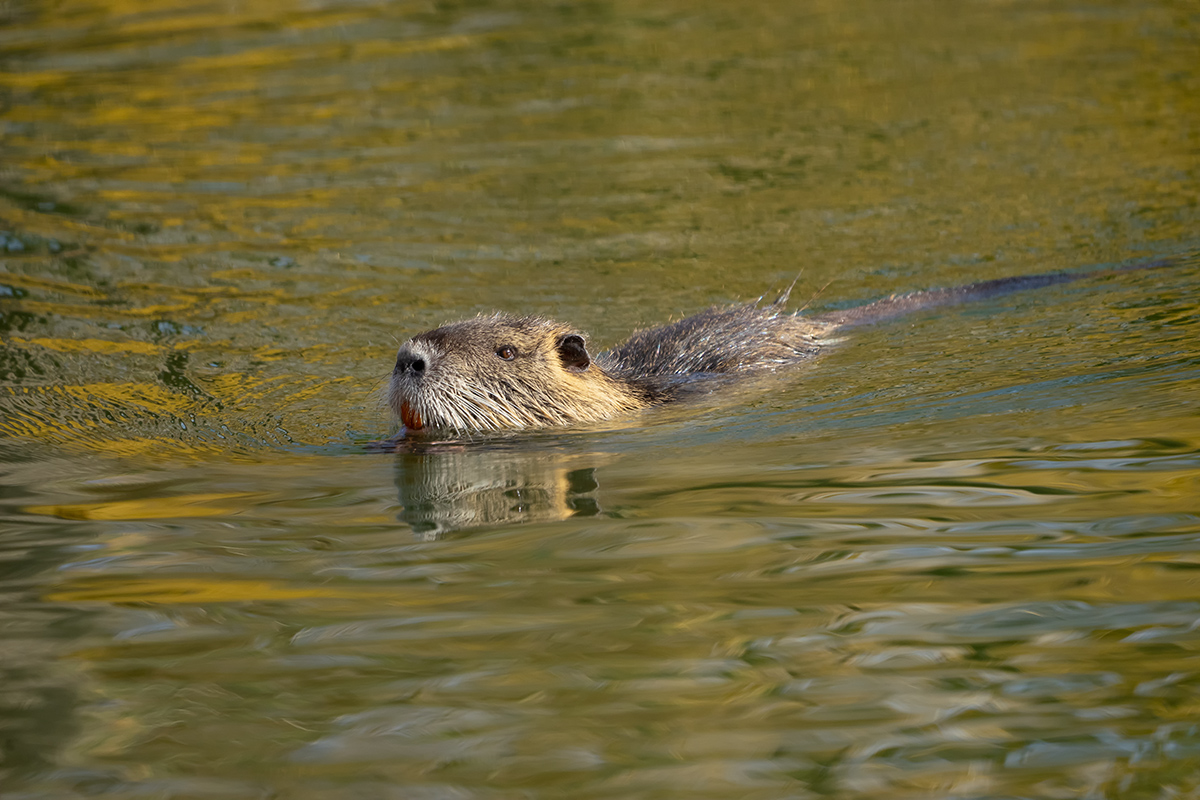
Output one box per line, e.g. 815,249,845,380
400,401,424,431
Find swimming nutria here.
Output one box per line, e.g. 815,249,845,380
388,263,1171,435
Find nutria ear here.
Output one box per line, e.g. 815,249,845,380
556,333,590,372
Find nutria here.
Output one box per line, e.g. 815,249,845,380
387,262,1173,435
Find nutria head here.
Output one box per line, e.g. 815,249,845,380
388,314,644,433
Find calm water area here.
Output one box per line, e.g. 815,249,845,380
2,0,1199,797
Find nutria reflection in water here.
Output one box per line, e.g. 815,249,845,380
386,261,1178,438
392,446,604,539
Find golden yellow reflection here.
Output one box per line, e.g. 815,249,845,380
47,576,393,604
28,492,258,521
3,337,163,356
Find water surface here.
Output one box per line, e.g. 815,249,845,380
2,0,1199,797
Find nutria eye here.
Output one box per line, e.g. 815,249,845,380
496,345,517,361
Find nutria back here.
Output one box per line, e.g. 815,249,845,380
599,298,829,380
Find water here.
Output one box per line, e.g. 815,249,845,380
2,0,1199,797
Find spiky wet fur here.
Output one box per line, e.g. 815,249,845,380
600,293,830,383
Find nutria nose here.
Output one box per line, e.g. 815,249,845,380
394,347,426,375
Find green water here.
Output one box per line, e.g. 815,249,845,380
2,0,1199,797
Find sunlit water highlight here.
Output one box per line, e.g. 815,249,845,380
2,0,1199,798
